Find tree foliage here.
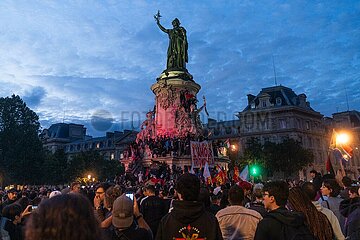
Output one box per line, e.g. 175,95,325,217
241,137,314,178
0,95,125,185
0,95,44,184
264,139,314,176
238,138,266,168
65,150,124,182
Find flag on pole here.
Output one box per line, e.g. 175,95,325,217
213,164,226,184
233,166,240,182
189,164,195,174
325,153,335,176
239,165,249,181
224,139,231,148
203,162,212,185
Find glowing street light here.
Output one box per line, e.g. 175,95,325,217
87,174,91,180
231,144,237,152
336,133,350,145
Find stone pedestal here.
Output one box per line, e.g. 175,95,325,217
150,70,201,138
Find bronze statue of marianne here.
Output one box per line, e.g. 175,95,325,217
154,11,188,71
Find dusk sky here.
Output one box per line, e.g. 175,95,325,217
0,1,359,136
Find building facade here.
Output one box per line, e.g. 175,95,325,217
206,85,329,179
40,123,137,161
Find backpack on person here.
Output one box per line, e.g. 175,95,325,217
269,214,316,240
281,223,316,240
0,217,10,240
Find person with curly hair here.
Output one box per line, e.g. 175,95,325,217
288,187,333,240
25,193,104,240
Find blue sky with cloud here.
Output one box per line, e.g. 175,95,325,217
0,1,359,136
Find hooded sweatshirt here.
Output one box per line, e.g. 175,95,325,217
155,200,223,240
254,207,310,240
339,197,360,240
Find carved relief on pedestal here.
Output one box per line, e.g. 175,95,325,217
175,106,191,137
136,111,155,142
155,81,176,110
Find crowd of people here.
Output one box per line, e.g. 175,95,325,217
0,169,360,240
125,134,226,163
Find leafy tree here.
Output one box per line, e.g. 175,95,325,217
42,149,68,184
0,95,44,184
238,138,266,168
264,139,314,177
65,150,123,182
240,138,314,178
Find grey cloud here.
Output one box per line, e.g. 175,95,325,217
22,86,47,107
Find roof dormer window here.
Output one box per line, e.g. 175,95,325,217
261,100,266,108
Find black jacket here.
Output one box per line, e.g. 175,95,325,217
155,200,223,240
254,207,309,240
108,222,152,240
140,196,167,238
339,197,360,239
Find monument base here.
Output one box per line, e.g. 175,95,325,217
141,155,230,170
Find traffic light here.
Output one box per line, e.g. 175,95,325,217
250,165,260,177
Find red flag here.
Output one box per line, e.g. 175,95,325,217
145,168,150,177
213,171,225,185
233,166,240,182
326,154,335,176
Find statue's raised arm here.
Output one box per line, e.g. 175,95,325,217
154,10,168,33
154,11,188,71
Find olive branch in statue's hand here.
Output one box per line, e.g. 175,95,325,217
154,10,161,22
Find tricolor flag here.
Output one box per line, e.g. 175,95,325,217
239,165,249,181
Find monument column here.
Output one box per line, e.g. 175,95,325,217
151,71,201,138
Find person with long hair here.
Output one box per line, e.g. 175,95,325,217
25,193,104,240
288,187,333,240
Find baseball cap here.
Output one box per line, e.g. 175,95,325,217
112,194,134,229
49,190,62,198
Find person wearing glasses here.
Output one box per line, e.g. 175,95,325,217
254,181,314,240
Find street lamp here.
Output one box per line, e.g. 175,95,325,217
87,174,91,180
230,144,237,152
336,133,350,145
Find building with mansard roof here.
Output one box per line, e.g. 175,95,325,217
40,123,137,161
205,85,328,179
